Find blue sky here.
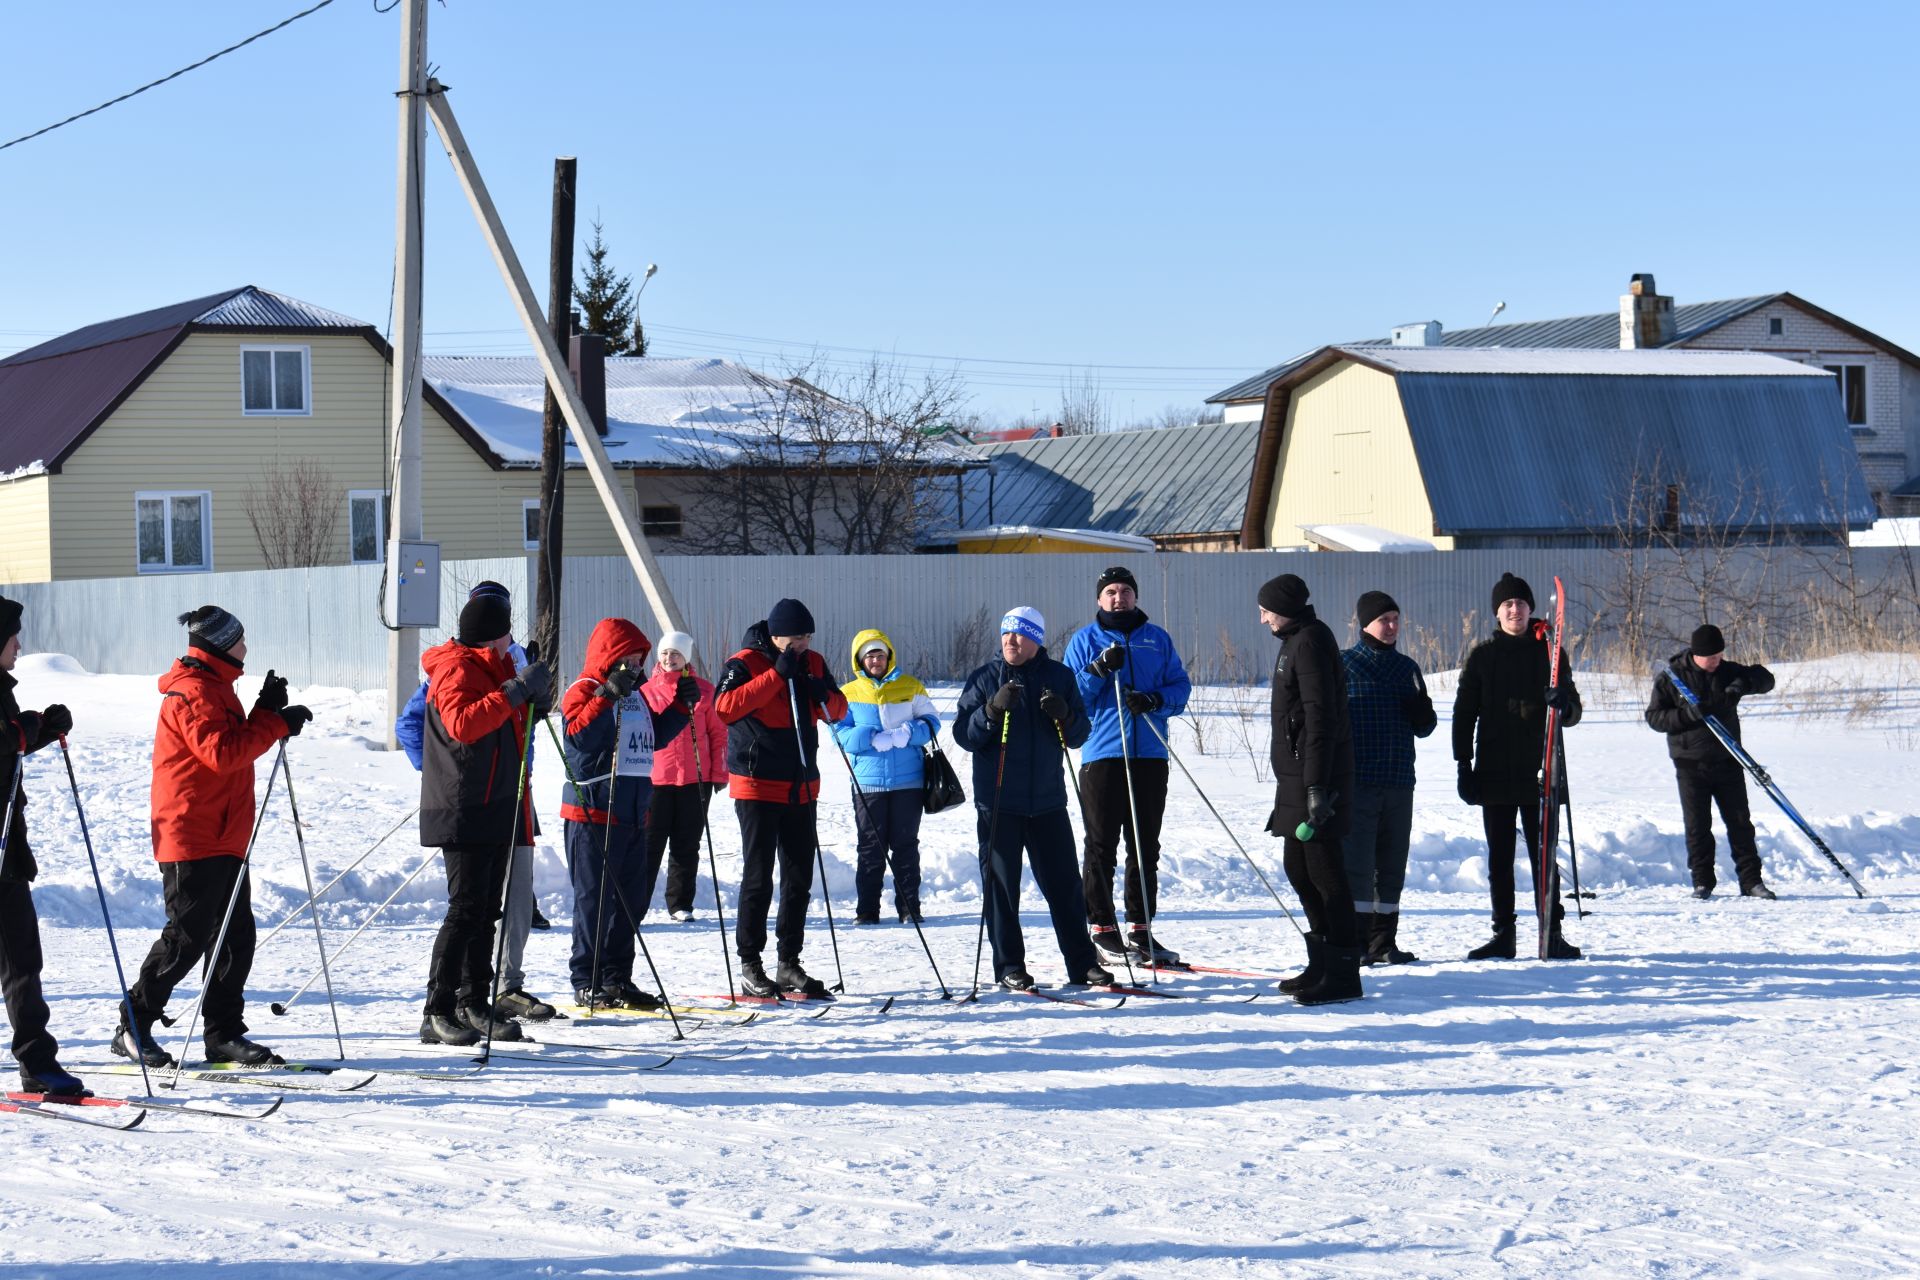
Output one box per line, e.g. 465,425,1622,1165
2,1,1915,423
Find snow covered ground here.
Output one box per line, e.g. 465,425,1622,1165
3,652,1918,1277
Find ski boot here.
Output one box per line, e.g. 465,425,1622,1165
1079,963,1116,987
203,1034,285,1066
112,1019,176,1069
1126,927,1182,968
1691,885,1714,901
738,959,781,999
1741,881,1777,901
457,1005,523,1042
776,960,832,1000
1090,925,1128,963
18,1062,90,1098
602,979,663,1011
495,988,558,1021
669,909,695,923
1278,933,1326,994
997,970,1036,992
420,1012,481,1046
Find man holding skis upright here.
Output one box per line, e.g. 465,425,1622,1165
953,607,1114,992
1064,566,1191,967
714,598,849,999
1645,623,1778,901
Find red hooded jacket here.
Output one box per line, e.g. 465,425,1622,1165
149,646,291,863
559,618,686,825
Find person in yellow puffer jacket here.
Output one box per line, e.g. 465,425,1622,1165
831,628,941,924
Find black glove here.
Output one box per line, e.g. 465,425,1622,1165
40,704,73,740
1678,698,1704,724
13,710,42,745
1124,689,1161,715
278,705,313,737
254,670,289,714
987,681,1022,719
805,673,832,706
675,675,700,710
1544,684,1576,715
1305,786,1336,830
1038,687,1070,724
502,660,553,709
773,648,803,681
1401,690,1433,722
703,781,722,801
595,661,639,700
1456,761,1480,806
1087,643,1127,679
1722,676,1747,698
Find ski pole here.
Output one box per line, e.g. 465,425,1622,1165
56,738,151,1096
828,731,951,1000
1555,733,1588,917
963,693,1014,1003
683,719,736,1004
1111,679,1156,985
1054,717,1135,987
257,804,420,947
479,685,540,1066
279,758,345,1060
272,847,439,1015
169,739,285,1088
788,672,846,994
585,697,624,1016
1134,714,1303,936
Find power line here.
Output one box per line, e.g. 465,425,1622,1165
0,0,339,154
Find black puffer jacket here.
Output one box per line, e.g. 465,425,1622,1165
953,647,1090,817
1645,650,1775,765
1265,606,1354,844
0,670,61,884
1452,623,1581,806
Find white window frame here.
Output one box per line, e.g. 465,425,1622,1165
240,345,312,416
134,490,214,574
1821,362,1870,426
522,498,542,550
347,489,390,565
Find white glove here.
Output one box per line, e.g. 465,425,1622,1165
872,724,911,752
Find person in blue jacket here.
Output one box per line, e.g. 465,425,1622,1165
953,607,1113,992
1062,566,1192,967
832,628,941,925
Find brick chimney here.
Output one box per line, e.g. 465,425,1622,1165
1619,273,1676,349
567,331,608,434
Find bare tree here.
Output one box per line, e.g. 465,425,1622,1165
1056,369,1108,436
674,357,973,555
242,458,340,568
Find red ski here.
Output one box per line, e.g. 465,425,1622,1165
1536,575,1567,960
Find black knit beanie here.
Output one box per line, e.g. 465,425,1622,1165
0,596,21,644
767,598,815,637
1258,573,1310,615
1096,565,1138,595
178,605,243,657
1690,624,1726,656
1491,572,1535,613
457,594,512,646
1356,590,1399,630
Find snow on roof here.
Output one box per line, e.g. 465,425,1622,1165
1298,523,1436,552
947,525,1160,552
1850,517,1920,548
423,355,976,470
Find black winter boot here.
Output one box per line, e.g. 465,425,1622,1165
602,979,663,1011
1369,912,1418,965
457,1005,523,1042
738,959,780,999
1278,933,1327,994
1544,927,1583,960
1294,946,1365,1006
1467,922,1518,961
203,1034,284,1066
1354,911,1379,965
420,1012,481,1046
113,1019,175,1068
18,1063,90,1097
777,960,831,999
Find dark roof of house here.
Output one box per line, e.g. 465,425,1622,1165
932,419,1259,541
1209,292,1920,403
1250,347,1876,538
0,287,497,474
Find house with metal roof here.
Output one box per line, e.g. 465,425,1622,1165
921,419,1260,553
1242,345,1875,551
1211,275,1920,515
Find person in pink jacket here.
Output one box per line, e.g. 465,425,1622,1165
641,631,727,921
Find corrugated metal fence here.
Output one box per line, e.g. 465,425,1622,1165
10,546,1916,690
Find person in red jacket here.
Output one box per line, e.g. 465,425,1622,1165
640,631,725,922
416,593,552,1047
117,607,311,1068
714,598,849,998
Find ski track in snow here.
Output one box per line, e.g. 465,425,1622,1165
2,653,1917,1277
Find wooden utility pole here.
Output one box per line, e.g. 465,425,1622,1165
424,84,687,637
382,0,429,748
531,157,576,665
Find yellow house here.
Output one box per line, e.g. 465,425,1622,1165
0,287,641,583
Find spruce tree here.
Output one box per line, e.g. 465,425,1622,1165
571,218,647,355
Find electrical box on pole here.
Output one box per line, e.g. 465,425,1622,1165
386,539,442,627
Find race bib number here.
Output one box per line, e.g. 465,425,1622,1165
615,694,654,777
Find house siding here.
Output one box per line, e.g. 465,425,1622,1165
44,332,636,580
1264,362,1450,550
0,475,52,583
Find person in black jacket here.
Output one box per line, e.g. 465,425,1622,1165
1454,572,1582,960
953,607,1113,992
1258,575,1362,1006
0,597,88,1097
1645,623,1778,900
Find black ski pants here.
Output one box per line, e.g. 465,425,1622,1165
0,879,59,1073
129,856,256,1041
1282,835,1358,948
566,818,652,990
1482,803,1563,929
978,806,1099,982
1676,761,1764,892
1078,757,1169,931
734,799,816,965
425,843,510,1017
1341,782,1414,913
853,787,923,920
646,784,710,916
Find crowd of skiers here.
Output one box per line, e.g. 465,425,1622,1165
0,563,1784,1096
